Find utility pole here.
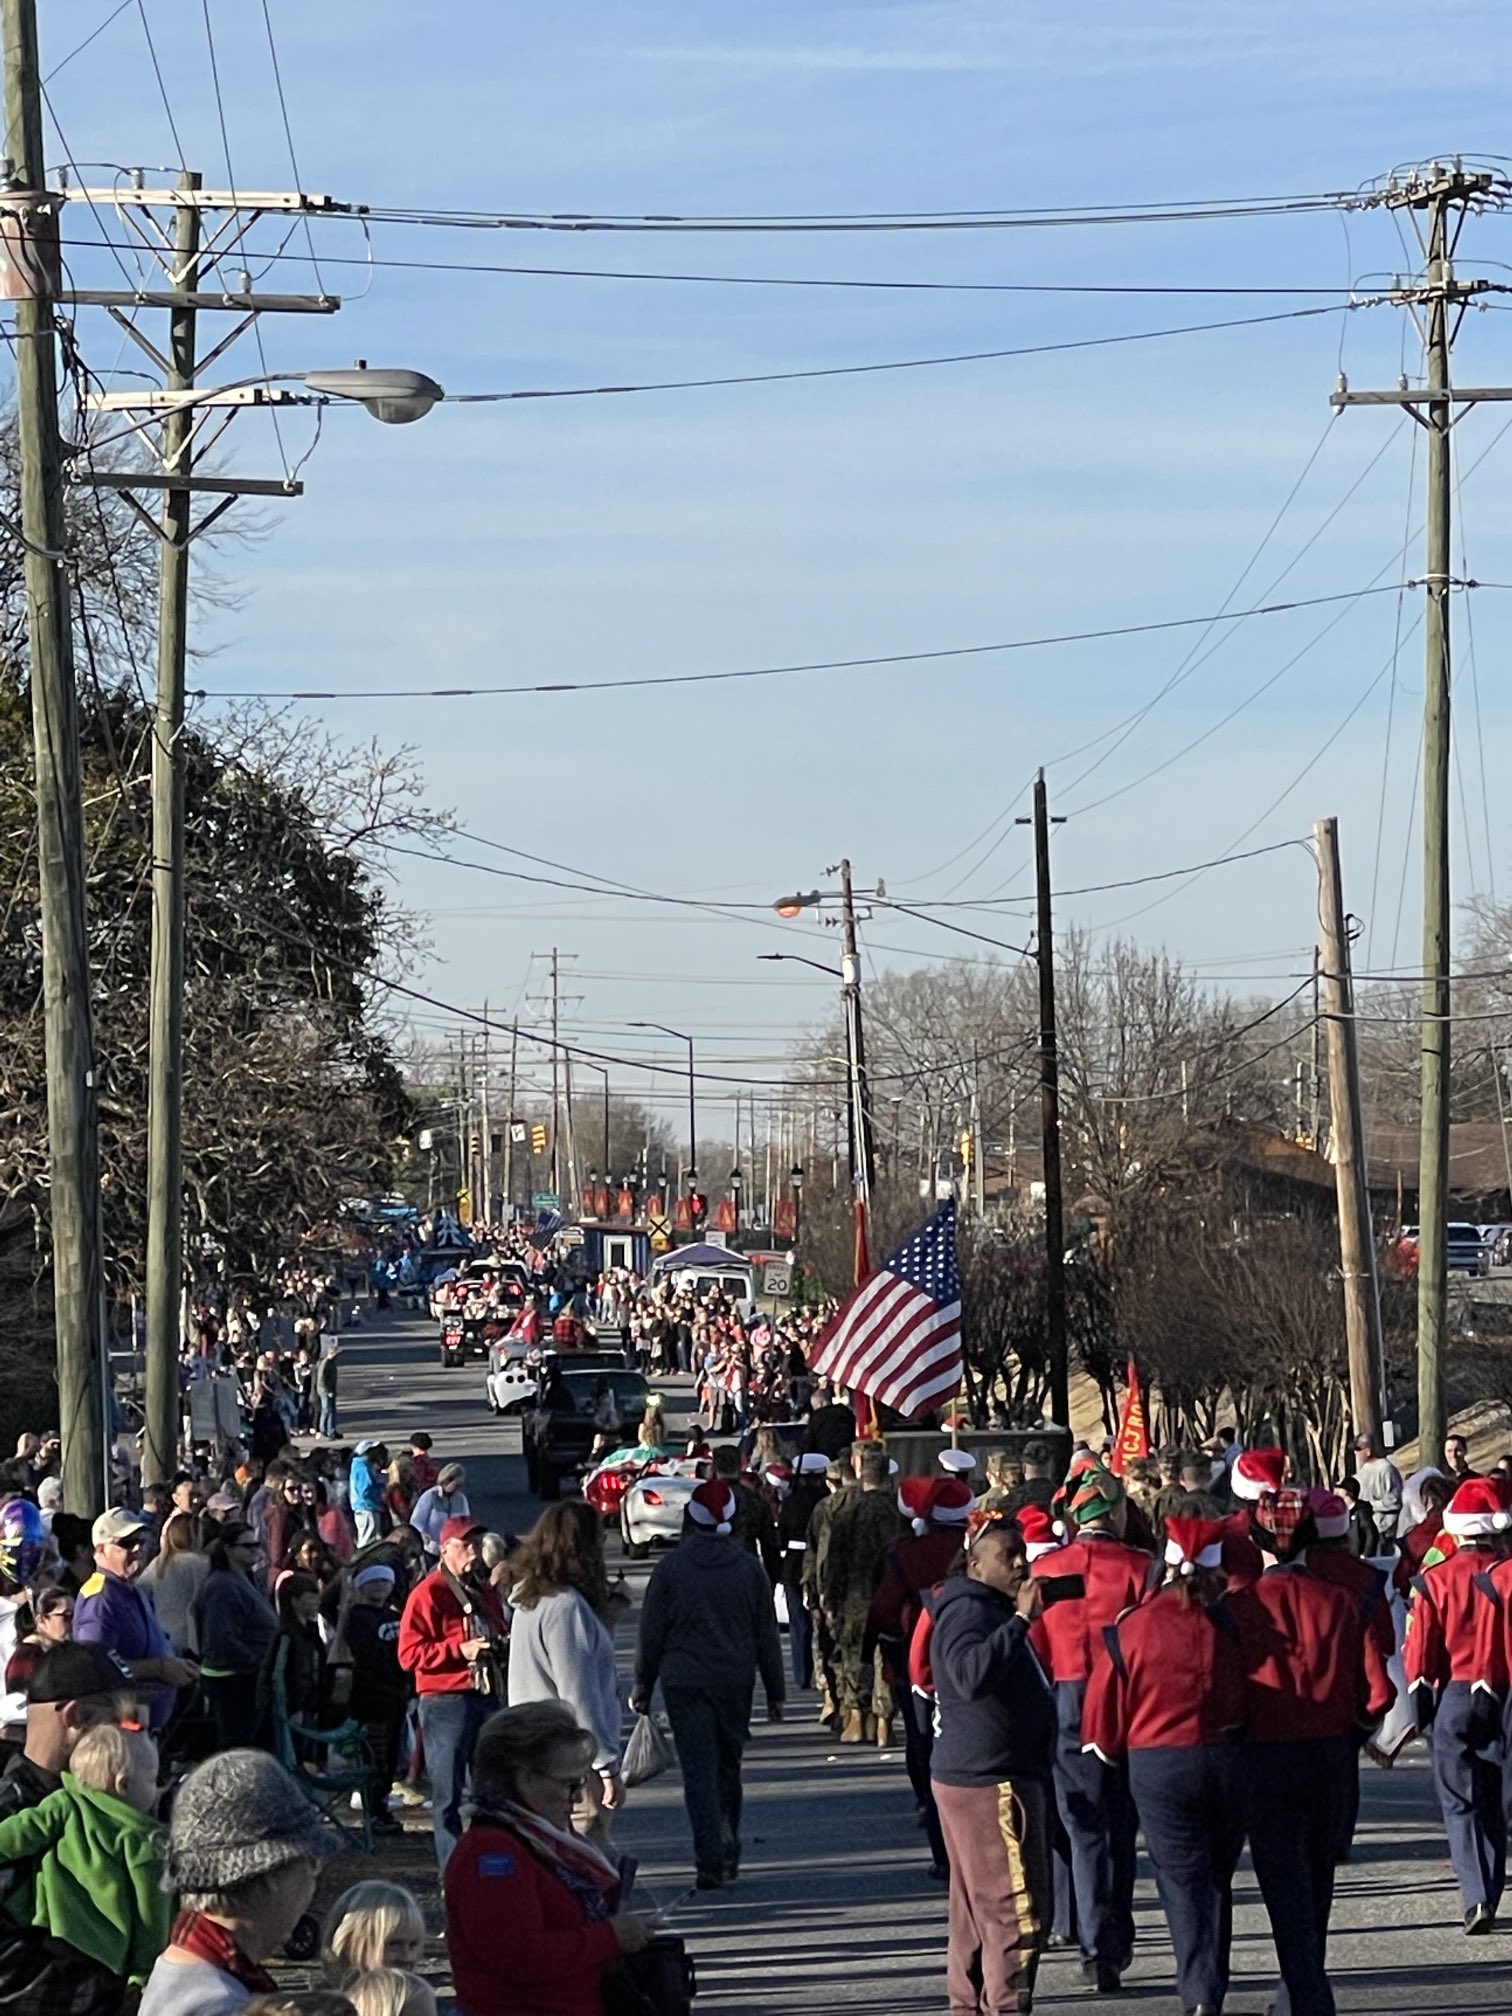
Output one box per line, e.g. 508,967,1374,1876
1309,947,1323,1144
836,859,876,1212
550,951,561,1199
143,173,200,1488
1315,817,1386,1441
1018,771,1069,1428
3,0,105,1514
501,1023,518,1219
1330,159,1509,1460
478,1008,492,1228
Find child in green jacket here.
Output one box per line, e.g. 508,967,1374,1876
0,1720,168,1986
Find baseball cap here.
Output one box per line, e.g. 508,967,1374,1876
439,1514,486,1547
27,1641,134,1704
92,1506,152,1548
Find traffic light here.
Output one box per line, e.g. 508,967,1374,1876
530,1123,547,1155
960,1130,973,1167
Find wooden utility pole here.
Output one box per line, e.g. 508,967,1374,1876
550,950,561,1198
501,1022,518,1218
478,1009,492,1228
836,859,876,1211
143,173,201,1489
1330,160,1509,1460
4,0,106,1513
1019,772,1069,1428
1315,818,1385,1441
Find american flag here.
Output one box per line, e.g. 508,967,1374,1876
810,1201,962,1420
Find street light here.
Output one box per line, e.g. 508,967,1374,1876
790,1162,804,1250
628,1022,696,1191
85,361,446,433
301,364,444,423
757,951,842,980
729,1165,743,1242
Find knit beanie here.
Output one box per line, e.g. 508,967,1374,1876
166,1748,334,1896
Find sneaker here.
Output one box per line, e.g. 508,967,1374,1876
1465,1902,1496,1935
694,1870,724,1891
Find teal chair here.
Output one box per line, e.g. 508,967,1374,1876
270,1666,376,1853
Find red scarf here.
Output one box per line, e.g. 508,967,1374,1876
168,1911,278,1993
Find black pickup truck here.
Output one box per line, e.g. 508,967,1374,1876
520,1364,650,1500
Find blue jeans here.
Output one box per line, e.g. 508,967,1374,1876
662,1682,752,1879
318,1394,338,1437
418,1691,493,1868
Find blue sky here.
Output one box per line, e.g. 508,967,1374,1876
45,0,1512,1131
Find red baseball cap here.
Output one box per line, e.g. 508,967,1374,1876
440,1515,487,1547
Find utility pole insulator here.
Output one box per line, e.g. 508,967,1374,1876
0,188,58,299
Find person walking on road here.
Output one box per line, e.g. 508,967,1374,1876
1403,1475,1511,1934
820,1443,905,1745
315,1341,342,1440
631,1479,784,1890
1082,1515,1247,2016
397,1515,507,1869
1030,1464,1152,1995
929,1507,1054,2016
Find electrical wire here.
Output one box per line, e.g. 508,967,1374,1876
43,0,135,80
257,0,325,292
134,1,187,168
1366,419,1419,971
194,582,1422,702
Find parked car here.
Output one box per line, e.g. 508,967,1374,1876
521,1366,650,1500
1392,1222,1492,1278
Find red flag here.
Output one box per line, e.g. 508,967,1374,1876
1110,1359,1150,1477
853,1198,871,1289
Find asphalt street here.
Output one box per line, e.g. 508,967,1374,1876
335,1307,1512,2015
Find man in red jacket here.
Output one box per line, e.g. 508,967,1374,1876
398,1513,508,1869
1030,1463,1152,1994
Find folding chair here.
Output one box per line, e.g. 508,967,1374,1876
271,1668,376,1852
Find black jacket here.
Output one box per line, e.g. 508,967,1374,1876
636,1532,784,1705
929,1574,1055,1787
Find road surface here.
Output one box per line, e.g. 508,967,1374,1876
333,1306,1511,2014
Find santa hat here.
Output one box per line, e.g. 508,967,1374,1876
1163,1515,1225,1575
764,1464,793,1499
898,1476,934,1536
1444,1476,1511,1540
1306,1488,1350,1541
929,1478,974,1528
1230,1447,1287,1502
938,1448,977,1477
795,1451,830,1476
1015,1504,1062,1560
688,1481,737,1535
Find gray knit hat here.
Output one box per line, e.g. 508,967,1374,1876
166,1749,335,1895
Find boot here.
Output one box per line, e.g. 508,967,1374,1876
840,1710,866,1743
874,1714,894,1746
817,1690,837,1725
862,1713,876,1743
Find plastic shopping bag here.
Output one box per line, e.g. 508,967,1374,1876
622,1709,675,1786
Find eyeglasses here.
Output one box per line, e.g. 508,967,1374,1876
532,1770,586,1798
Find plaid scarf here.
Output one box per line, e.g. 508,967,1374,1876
1257,1487,1312,1559
168,1911,277,1994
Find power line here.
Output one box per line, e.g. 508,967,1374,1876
42,0,134,80
194,581,1425,702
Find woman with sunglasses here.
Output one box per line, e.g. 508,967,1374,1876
193,1522,280,1751
2,1587,74,1736
445,1701,658,2016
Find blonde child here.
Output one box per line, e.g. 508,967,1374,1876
344,1971,436,2016
320,1881,425,1985
0,1720,167,1985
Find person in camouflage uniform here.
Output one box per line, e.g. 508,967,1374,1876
802,1456,858,1731
820,1442,906,1744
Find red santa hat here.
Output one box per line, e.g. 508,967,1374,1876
929,1478,974,1528
898,1476,934,1536
1015,1504,1062,1560
1230,1446,1287,1502
1444,1476,1511,1540
764,1463,793,1499
1163,1515,1226,1574
687,1481,737,1535
1306,1488,1350,1541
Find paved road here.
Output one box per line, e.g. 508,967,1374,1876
335,1308,1512,2015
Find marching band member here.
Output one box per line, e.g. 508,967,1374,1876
1082,1514,1244,2016
1403,1474,1512,1933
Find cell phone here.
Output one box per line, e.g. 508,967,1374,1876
1036,1573,1087,1607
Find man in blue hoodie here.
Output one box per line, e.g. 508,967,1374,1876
349,1442,388,1547
930,1509,1055,2016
